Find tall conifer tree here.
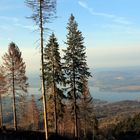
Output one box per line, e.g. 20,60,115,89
2,42,28,130
44,33,65,134
80,78,93,138
63,14,91,138
25,1,56,138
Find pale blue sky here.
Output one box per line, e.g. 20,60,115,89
0,0,140,74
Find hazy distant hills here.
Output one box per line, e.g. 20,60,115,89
28,66,140,92
27,74,41,88
90,66,140,92
95,100,140,122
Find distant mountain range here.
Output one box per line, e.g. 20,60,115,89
89,66,140,92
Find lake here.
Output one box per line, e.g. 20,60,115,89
28,87,140,103
90,87,140,102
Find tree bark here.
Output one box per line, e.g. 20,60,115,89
52,63,58,134
73,60,78,139
74,93,78,139
0,94,3,127
12,61,17,131
84,115,87,138
39,1,49,139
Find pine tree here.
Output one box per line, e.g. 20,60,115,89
18,93,29,130
29,95,40,130
18,95,39,130
63,101,75,135
63,14,91,138
0,66,7,127
92,115,99,140
2,42,28,130
25,1,56,139
44,33,65,134
80,78,93,138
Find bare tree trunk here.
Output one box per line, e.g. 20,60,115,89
74,98,78,139
83,100,87,138
59,122,62,135
12,61,17,131
73,62,78,139
13,86,17,131
84,115,87,138
0,94,3,127
62,120,64,135
39,1,49,139
53,64,58,134
54,86,58,134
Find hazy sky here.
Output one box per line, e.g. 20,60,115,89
0,0,140,74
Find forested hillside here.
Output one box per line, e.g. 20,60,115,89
0,0,140,140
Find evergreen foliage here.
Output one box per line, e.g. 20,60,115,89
115,113,140,134
44,33,65,134
25,1,56,139
80,78,94,138
63,14,91,138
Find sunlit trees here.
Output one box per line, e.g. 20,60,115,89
25,1,56,139
63,14,91,138
80,78,93,138
18,93,29,129
44,33,65,134
18,95,39,130
93,115,99,140
2,42,28,130
28,95,40,130
0,66,7,127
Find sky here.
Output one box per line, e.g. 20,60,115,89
0,0,140,75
